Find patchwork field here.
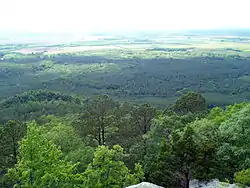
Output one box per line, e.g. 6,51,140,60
1,30,250,107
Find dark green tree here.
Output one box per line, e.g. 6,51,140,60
172,126,198,188
170,92,207,115
0,120,26,169
147,140,179,188
190,119,220,180
111,102,156,151
74,95,117,146
131,103,157,135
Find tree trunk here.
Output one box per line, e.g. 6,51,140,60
98,125,101,145
101,125,105,146
184,171,189,188
229,172,234,184
12,136,17,164
101,115,105,145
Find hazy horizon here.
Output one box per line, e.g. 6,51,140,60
1,0,250,34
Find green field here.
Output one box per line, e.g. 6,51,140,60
1,30,250,107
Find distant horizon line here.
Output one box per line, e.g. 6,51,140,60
1,27,250,35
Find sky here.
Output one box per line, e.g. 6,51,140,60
0,0,250,33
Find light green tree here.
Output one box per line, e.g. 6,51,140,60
83,145,144,188
208,102,247,125
217,104,250,183
43,116,94,172
7,121,83,188
234,168,250,186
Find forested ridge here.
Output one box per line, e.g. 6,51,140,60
0,90,249,188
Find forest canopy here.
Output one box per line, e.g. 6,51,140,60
1,31,250,187
0,90,249,187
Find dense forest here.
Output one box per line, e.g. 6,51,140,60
1,32,250,107
0,31,250,187
0,90,249,187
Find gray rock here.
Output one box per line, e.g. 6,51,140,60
126,182,164,188
190,179,249,188
127,180,248,188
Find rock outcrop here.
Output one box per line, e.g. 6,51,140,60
126,182,164,188
127,180,249,188
190,179,249,188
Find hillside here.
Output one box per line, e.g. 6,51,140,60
0,31,250,188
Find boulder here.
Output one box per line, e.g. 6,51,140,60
190,179,249,188
126,182,164,188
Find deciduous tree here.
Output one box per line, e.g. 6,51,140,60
83,145,144,188
7,122,82,188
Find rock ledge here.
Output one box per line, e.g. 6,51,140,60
126,182,164,188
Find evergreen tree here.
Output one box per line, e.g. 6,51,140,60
0,120,26,169
75,95,117,146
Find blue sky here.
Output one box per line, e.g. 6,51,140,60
1,0,249,33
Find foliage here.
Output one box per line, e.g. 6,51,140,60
0,91,249,187
74,95,117,146
131,103,157,135
234,168,250,186
7,122,82,188
171,126,198,188
170,92,207,115
0,120,26,169
190,118,219,180
0,91,84,124
83,145,144,188
0,120,26,187
42,116,94,172
0,90,84,108
217,104,250,182
1,33,250,107
146,140,179,188
1,32,250,187
208,102,247,125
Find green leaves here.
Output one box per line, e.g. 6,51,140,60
0,120,26,169
41,116,95,172
2,92,250,187
7,122,81,188
131,103,156,135
208,102,247,125
215,104,250,183
234,168,250,186
190,119,219,180
83,145,144,188
7,121,143,188
170,92,207,115
74,95,118,146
